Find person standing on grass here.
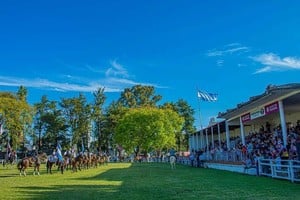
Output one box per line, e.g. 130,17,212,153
189,152,195,167
296,135,300,161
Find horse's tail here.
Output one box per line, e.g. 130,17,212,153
17,160,22,170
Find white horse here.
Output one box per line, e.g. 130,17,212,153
169,156,176,169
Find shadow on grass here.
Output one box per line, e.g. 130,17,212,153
0,167,19,177
14,163,179,200
14,184,120,200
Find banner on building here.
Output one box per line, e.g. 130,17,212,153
265,101,279,115
250,107,265,120
241,113,251,123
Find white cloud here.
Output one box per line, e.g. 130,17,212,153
206,44,249,57
237,63,247,67
225,43,241,47
216,60,224,67
105,60,129,78
0,60,165,93
106,78,167,89
0,76,119,92
85,65,105,73
253,53,300,74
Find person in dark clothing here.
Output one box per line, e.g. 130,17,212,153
196,150,200,167
296,136,300,161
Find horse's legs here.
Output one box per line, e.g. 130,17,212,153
47,162,53,174
33,166,40,176
37,166,40,176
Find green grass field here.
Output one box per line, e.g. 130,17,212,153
1,162,299,200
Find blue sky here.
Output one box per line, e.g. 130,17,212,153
1,1,300,129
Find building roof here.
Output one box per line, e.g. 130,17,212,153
217,83,300,121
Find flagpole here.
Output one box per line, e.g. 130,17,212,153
196,88,203,150
196,88,218,157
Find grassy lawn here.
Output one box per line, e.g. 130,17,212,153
1,162,299,200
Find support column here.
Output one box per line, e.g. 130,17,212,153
195,133,199,151
194,134,197,150
189,135,193,152
193,133,197,150
201,131,205,149
225,121,230,149
279,100,287,147
217,123,221,147
189,135,192,152
211,126,214,148
206,129,209,152
239,116,246,146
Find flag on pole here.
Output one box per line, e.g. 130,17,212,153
197,90,218,102
56,143,63,161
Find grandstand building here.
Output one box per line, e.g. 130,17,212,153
190,83,300,152
188,83,300,182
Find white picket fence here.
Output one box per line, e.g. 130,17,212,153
258,159,300,183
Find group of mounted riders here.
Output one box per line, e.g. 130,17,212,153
46,149,109,174
2,147,109,176
4,147,178,175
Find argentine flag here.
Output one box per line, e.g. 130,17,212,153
197,90,218,102
56,143,63,161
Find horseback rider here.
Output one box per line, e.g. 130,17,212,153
169,148,177,160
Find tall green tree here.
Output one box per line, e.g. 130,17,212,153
60,94,92,150
161,99,196,151
16,85,28,102
118,85,162,108
115,107,184,154
33,95,54,150
0,87,32,150
174,99,196,151
103,101,128,152
40,102,68,149
91,88,106,151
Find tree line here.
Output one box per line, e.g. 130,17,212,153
0,85,195,155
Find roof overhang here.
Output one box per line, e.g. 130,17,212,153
218,83,300,122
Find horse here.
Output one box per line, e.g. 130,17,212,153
64,154,73,171
169,155,176,170
17,156,41,176
3,151,16,168
56,158,68,174
72,154,84,172
46,155,57,174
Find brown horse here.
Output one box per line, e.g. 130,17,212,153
17,153,46,176
17,156,40,176
46,156,67,174
99,155,109,166
46,155,56,174
72,154,83,172
56,159,68,174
